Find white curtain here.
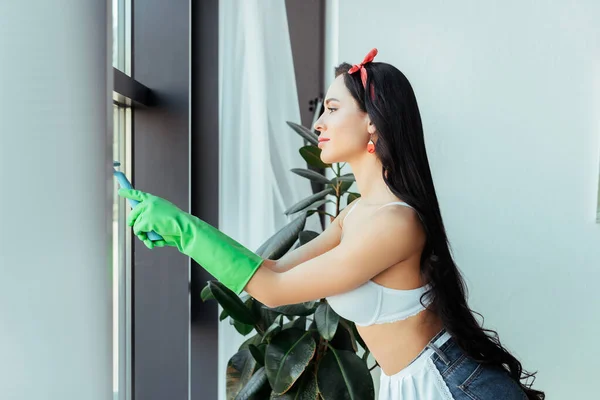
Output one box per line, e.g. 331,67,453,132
218,1,322,398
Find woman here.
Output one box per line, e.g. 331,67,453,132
120,48,544,399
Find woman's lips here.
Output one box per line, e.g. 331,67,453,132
318,138,330,147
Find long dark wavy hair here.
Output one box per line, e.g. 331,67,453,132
335,61,544,399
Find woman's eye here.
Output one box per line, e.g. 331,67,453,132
327,107,337,113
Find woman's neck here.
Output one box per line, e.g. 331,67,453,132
348,155,397,205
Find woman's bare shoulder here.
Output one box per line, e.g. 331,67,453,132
349,200,424,243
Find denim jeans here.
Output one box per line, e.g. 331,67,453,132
428,329,527,399
378,329,527,400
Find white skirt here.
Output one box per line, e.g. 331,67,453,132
378,331,454,400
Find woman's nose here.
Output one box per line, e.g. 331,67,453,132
314,115,325,132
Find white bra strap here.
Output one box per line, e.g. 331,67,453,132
377,201,413,211
343,199,361,225
344,200,413,226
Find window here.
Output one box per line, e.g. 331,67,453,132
112,0,132,399
112,0,131,76
112,105,132,400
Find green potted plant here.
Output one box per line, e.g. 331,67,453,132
201,121,377,400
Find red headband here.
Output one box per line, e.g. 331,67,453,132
348,48,378,98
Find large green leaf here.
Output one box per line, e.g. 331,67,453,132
338,318,367,352
284,188,335,216
314,303,340,341
291,168,331,185
330,177,353,196
299,146,331,169
339,180,353,195
201,284,214,301
256,213,307,260
271,368,319,400
287,316,307,331
329,319,356,352
265,329,317,395
233,319,255,336
208,281,258,325
288,198,329,217
337,319,361,353
219,308,229,321
231,296,257,335
337,173,356,182
239,333,263,351
298,231,319,246
287,121,319,146
248,343,267,366
317,347,375,400
269,301,318,317
235,366,270,400
346,192,361,204
262,315,284,344
233,367,271,400
307,319,320,344
253,300,280,334
227,349,258,399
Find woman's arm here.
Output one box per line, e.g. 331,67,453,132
120,188,399,300
246,205,422,308
264,198,360,273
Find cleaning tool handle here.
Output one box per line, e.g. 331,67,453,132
113,166,163,242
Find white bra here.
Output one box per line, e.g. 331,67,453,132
326,199,433,327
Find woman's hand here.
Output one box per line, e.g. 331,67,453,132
118,188,185,249
119,189,265,295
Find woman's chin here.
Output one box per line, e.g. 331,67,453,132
320,154,336,164
320,151,344,165
318,147,334,164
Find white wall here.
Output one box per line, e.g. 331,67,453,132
327,0,600,397
0,1,113,399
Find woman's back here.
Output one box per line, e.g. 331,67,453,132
335,198,444,377
337,200,528,399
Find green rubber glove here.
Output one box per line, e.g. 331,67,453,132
118,188,264,295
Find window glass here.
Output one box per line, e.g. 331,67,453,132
112,0,131,75
112,104,132,400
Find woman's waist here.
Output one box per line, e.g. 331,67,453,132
358,311,444,376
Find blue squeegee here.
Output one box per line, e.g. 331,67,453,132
113,161,163,241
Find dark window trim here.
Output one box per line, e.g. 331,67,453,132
190,1,220,399
113,67,154,107
131,0,191,398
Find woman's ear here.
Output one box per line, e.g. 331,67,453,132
367,119,377,135
367,118,377,135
